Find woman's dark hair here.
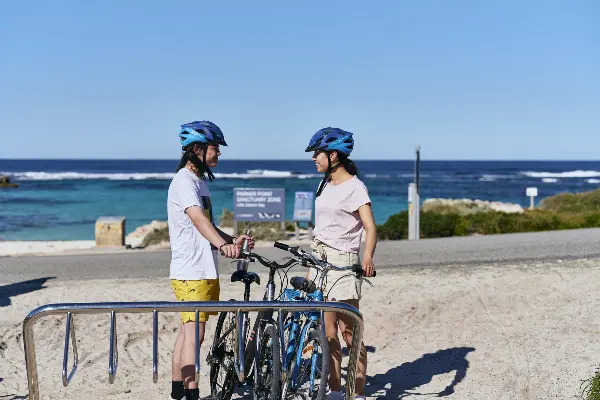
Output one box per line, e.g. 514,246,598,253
339,154,358,176
316,152,359,197
176,144,215,181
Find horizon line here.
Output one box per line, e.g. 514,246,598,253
1,157,600,163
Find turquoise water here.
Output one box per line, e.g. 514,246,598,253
2,159,600,240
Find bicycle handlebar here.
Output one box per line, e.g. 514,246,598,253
273,241,376,277
248,252,296,271
273,241,290,251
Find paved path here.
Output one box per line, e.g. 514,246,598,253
2,228,600,284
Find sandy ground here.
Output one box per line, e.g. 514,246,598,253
2,257,600,399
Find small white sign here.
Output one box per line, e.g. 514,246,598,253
526,187,538,197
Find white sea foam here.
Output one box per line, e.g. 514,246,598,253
542,178,558,183
2,170,320,181
521,170,600,178
479,174,516,182
4,171,176,180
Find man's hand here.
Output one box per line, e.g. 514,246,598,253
362,256,375,277
235,234,255,250
220,243,240,259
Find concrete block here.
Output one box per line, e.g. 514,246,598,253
95,216,126,247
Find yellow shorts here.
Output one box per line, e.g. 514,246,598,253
171,279,220,323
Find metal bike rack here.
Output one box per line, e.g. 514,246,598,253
23,300,363,400
61,312,78,386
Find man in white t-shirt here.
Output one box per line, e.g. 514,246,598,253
168,120,254,400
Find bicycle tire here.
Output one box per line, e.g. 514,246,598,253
282,328,329,400
254,324,282,400
208,310,237,400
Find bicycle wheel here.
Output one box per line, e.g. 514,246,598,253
282,328,329,400
208,310,237,400
254,324,282,400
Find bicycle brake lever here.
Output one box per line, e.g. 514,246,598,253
362,278,373,287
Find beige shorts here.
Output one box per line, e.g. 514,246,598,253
309,239,361,301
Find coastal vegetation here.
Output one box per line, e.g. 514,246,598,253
377,189,600,240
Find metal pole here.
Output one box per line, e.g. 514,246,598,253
61,312,78,386
409,146,421,240
415,188,420,239
152,310,158,383
408,183,416,240
108,311,118,384
415,145,421,195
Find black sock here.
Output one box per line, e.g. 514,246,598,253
171,380,185,400
185,388,200,400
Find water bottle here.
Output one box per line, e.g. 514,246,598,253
236,229,251,272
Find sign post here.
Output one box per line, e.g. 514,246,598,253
526,187,538,209
233,188,286,235
408,146,421,240
293,191,315,240
408,183,420,240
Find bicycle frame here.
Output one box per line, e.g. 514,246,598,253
222,248,294,387
281,287,325,392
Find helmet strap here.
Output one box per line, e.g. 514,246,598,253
327,153,342,173
316,153,341,197
186,145,216,181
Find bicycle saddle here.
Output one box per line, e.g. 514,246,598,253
231,270,261,285
290,276,317,294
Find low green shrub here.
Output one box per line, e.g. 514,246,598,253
581,367,600,400
377,208,600,240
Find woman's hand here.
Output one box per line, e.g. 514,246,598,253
362,255,375,277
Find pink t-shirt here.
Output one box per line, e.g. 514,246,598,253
314,176,371,253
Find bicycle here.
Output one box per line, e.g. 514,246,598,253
207,234,296,400
272,241,375,400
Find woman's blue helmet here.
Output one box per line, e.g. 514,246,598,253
305,127,354,156
178,120,227,149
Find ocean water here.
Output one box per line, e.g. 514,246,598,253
1,159,600,241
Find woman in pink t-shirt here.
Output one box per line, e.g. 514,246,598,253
305,127,377,400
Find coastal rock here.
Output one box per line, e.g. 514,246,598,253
0,175,19,188
423,198,524,214
126,220,168,247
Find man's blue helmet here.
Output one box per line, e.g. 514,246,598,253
178,120,228,148
305,127,354,156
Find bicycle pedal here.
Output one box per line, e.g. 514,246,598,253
302,344,314,355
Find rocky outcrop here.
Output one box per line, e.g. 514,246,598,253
422,198,524,215
0,175,19,188
126,220,168,247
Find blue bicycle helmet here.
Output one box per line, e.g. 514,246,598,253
178,120,228,148
305,127,354,156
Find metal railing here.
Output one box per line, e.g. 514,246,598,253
23,301,363,400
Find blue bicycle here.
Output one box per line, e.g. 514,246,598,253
273,242,374,400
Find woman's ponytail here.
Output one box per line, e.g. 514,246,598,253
340,155,359,177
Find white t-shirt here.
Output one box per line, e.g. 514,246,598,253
167,168,219,280
314,176,371,253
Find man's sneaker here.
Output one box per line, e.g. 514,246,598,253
327,391,345,400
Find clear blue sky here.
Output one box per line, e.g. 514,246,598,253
0,1,598,160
